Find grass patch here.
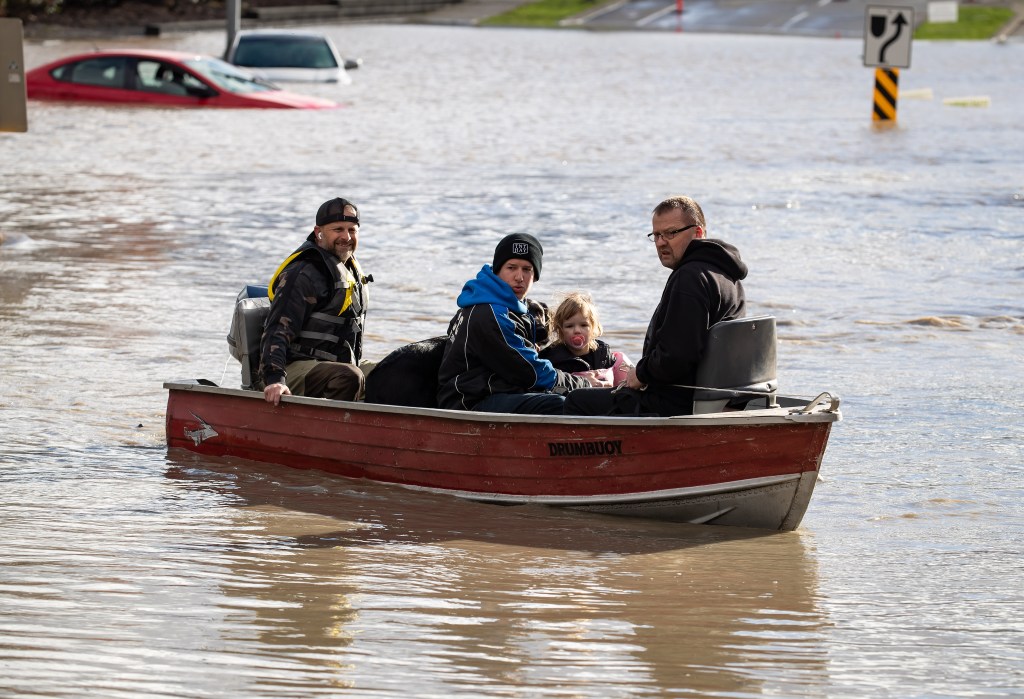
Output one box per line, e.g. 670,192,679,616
914,5,1014,39
482,0,1016,36
481,0,601,27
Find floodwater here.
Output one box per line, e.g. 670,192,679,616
2,23,1023,698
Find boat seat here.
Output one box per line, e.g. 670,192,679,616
226,285,271,390
692,315,778,414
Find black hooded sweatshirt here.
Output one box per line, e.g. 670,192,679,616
634,238,747,413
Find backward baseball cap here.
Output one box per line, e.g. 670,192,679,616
316,197,359,226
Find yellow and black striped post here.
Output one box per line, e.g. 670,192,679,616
872,67,899,124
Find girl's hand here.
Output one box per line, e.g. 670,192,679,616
574,369,614,388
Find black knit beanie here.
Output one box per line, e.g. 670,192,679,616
492,233,543,281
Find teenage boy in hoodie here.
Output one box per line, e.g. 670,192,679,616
564,196,748,417
437,233,601,414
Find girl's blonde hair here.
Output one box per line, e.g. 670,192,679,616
549,291,603,351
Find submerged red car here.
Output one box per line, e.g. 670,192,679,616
26,49,338,109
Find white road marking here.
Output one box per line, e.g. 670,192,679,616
563,0,629,25
782,10,809,29
638,4,679,26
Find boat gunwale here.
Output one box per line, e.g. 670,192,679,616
164,380,842,426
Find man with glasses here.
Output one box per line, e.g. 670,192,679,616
564,195,747,417
260,197,372,405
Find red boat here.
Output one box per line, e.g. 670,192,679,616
165,315,841,531
165,389,840,532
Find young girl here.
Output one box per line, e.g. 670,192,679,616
539,292,632,385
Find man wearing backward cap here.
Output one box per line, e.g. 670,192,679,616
259,197,372,405
437,233,609,415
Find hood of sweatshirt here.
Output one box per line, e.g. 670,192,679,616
456,264,528,312
680,239,748,280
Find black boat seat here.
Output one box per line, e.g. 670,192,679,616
692,315,778,414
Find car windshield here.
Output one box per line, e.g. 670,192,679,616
233,36,339,70
183,56,278,94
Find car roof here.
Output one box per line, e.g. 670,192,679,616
235,30,332,39
52,49,208,62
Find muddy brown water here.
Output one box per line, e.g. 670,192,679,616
2,24,1022,698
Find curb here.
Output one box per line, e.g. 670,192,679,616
993,2,1024,41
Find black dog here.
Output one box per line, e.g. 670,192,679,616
364,336,447,408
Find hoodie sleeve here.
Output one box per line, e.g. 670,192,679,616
635,268,710,386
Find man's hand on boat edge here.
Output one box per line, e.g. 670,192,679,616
264,382,292,405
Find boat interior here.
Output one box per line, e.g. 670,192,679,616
226,291,834,416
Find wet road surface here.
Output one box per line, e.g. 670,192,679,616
568,0,933,38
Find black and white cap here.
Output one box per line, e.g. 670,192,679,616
492,233,543,280
316,197,359,227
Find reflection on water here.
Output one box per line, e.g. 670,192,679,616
2,23,1023,699
161,455,826,697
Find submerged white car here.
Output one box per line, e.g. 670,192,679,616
225,30,362,84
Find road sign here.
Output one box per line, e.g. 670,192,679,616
864,6,914,69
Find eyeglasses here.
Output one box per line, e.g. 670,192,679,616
647,224,698,242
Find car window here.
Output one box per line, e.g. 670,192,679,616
233,36,338,69
135,60,210,97
184,56,278,94
54,57,128,89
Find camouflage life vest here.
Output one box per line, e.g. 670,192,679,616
268,242,370,364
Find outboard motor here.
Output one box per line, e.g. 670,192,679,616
226,285,270,390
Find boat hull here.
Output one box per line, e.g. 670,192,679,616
164,381,838,530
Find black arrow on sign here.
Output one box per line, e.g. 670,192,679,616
880,13,907,64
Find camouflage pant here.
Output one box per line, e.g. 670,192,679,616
285,359,365,402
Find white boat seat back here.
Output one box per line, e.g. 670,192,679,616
693,315,778,414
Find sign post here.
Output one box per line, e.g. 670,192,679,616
226,0,241,57
0,18,28,133
864,6,913,124
871,67,900,122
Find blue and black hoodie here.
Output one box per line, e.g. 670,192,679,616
437,265,588,411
